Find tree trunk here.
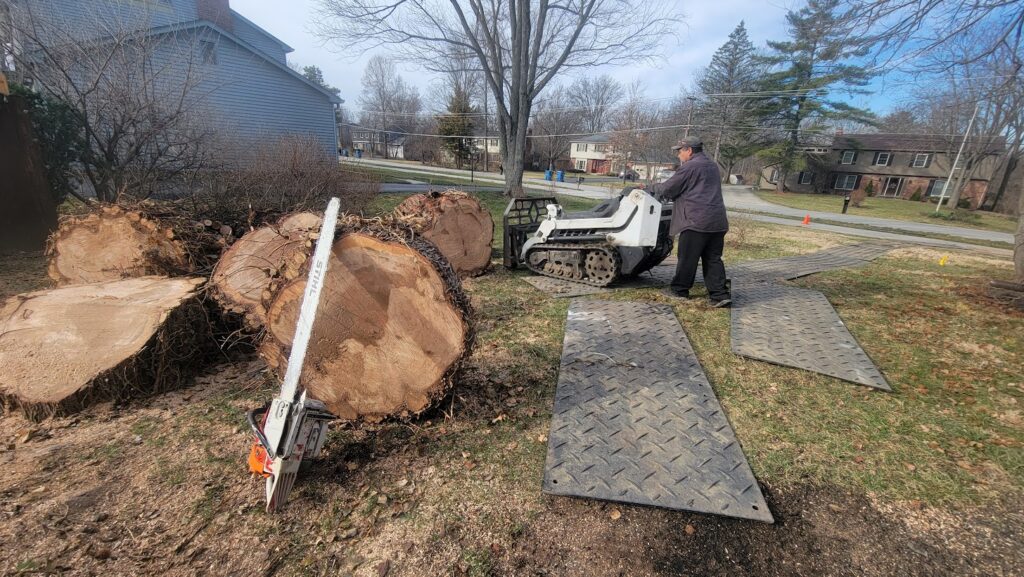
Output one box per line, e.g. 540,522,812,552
0,276,217,421
1015,190,1024,281
394,191,494,277
47,204,236,286
260,218,474,422
209,212,322,329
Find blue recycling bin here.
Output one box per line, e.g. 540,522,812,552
544,169,553,181
355,149,363,159
556,170,565,182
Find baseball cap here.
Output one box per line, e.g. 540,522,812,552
671,136,703,151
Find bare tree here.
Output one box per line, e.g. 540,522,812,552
609,83,674,183
532,86,580,171
568,74,624,134
358,55,422,158
316,0,675,196
7,3,213,202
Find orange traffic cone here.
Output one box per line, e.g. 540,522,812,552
801,214,811,225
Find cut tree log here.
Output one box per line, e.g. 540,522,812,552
209,212,322,328
394,191,494,277
47,204,235,286
0,276,219,420
260,217,474,421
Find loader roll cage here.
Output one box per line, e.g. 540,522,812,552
503,196,558,269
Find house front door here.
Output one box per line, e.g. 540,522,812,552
882,177,903,198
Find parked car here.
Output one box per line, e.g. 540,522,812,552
618,168,640,181
655,168,676,183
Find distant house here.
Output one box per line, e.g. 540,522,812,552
9,0,342,159
351,125,407,159
761,134,1005,208
569,134,614,173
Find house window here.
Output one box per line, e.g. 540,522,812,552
489,139,498,147
926,179,947,197
873,152,891,166
769,169,780,183
575,159,586,170
200,41,217,65
912,153,930,168
594,144,607,153
799,172,813,185
840,150,856,164
835,174,859,190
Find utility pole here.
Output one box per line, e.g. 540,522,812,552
683,96,697,137
935,103,979,213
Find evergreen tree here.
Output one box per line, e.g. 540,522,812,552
302,65,342,98
438,87,476,169
696,21,764,180
755,0,875,191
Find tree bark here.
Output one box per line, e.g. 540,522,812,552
0,276,217,421
1015,190,1024,281
394,192,494,277
259,218,474,422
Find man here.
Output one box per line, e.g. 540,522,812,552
639,136,731,307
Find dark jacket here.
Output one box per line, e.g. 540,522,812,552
652,152,729,235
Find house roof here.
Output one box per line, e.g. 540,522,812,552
230,10,294,53
570,133,610,144
832,133,1006,155
143,20,341,104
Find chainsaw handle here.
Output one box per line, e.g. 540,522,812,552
247,404,271,450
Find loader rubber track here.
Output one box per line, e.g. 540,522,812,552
524,243,622,287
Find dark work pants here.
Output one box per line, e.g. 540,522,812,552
671,230,730,300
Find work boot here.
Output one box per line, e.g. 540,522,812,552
710,298,732,308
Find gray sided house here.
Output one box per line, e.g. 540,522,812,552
761,134,1005,208
6,0,341,159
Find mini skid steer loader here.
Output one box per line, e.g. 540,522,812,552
503,187,673,287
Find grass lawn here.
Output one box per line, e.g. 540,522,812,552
2,190,1021,575
756,191,1018,234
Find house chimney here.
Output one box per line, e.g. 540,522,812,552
198,0,234,32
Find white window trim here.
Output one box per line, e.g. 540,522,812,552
840,150,856,164
799,172,813,185
912,153,930,168
835,174,858,191
874,152,890,166
769,168,780,183
576,159,586,170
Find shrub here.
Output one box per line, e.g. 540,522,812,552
909,187,922,202
864,180,875,197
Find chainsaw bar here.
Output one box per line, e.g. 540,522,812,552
524,242,622,287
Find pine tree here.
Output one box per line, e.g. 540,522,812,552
438,87,476,169
696,21,763,180
301,65,341,98
755,0,875,191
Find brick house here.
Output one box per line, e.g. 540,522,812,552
761,134,1005,208
569,134,614,173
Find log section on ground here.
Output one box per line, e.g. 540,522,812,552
394,191,494,277
47,203,239,286
0,276,218,420
261,220,473,421
210,212,322,328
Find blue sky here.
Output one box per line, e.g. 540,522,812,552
237,0,898,114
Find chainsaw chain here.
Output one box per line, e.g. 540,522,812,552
524,242,622,287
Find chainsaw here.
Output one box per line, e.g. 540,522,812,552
246,197,340,512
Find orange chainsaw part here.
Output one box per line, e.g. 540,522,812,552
248,442,273,478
